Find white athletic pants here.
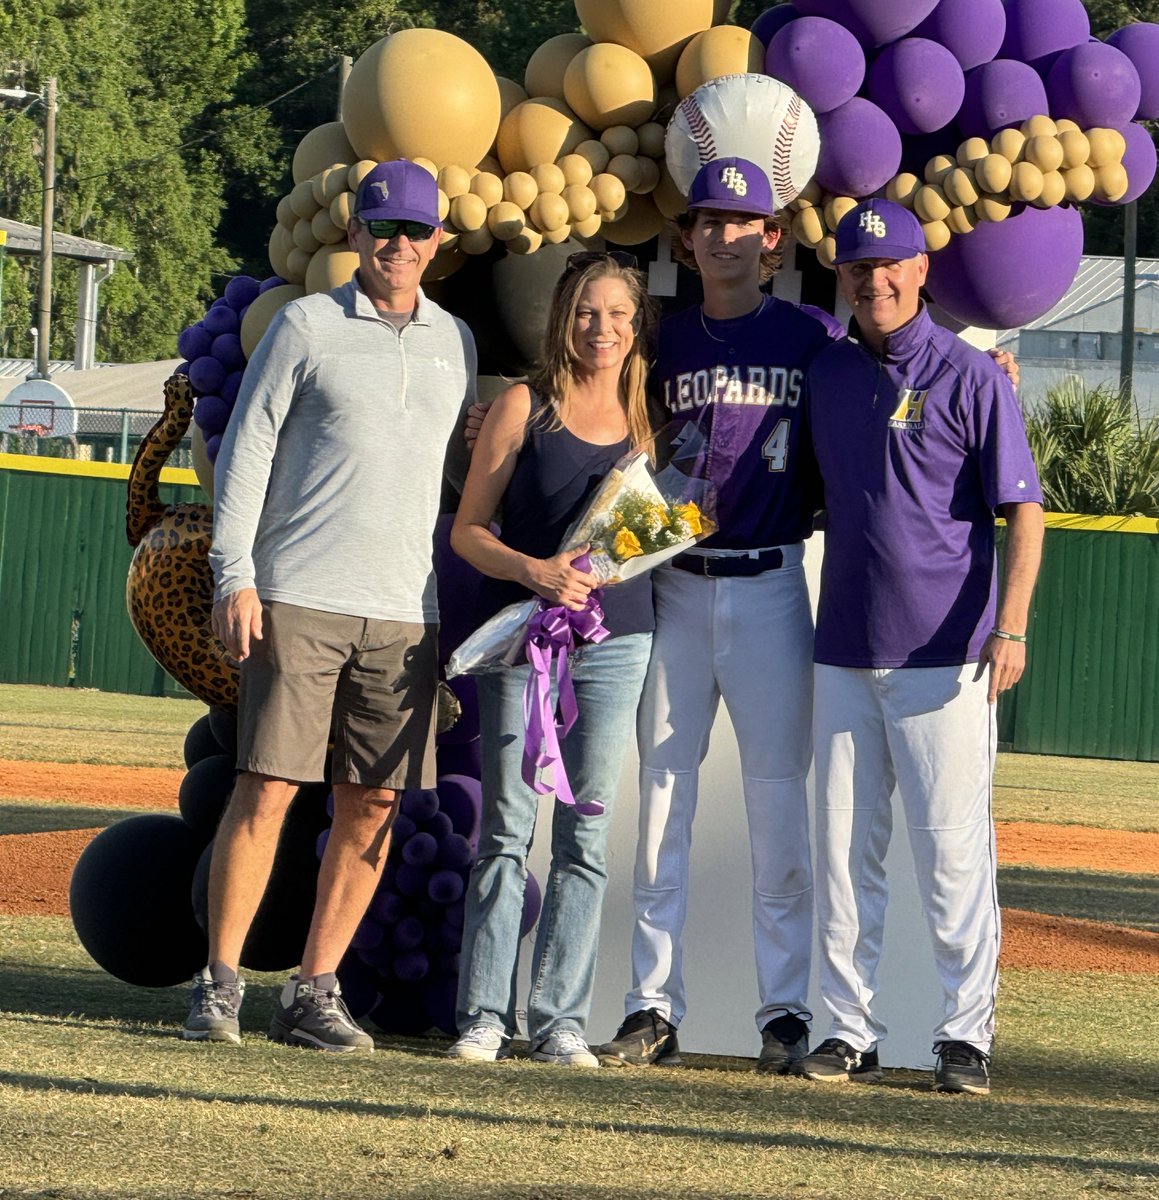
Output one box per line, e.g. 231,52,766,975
813,663,1001,1055
627,550,814,1031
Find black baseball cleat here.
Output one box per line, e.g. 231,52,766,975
596,1008,682,1067
801,1038,884,1083
934,1040,991,1095
756,1010,811,1075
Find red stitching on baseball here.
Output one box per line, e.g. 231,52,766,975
772,94,802,207
679,96,718,165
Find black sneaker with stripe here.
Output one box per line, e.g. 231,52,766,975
596,1007,681,1067
801,1037,883,1083
934,1040,991,1094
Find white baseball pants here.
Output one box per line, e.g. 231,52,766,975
627,548,814,1031
813,662,1000,1055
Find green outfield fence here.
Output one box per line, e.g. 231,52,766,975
1,454,1157,759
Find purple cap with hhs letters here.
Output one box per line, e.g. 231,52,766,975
355,160,441,226
687,157,775,217
833,198,926,264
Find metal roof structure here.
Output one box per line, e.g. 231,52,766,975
0,216,133,263
1018,254,1159,331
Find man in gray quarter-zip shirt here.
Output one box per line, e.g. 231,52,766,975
183,160,478,1053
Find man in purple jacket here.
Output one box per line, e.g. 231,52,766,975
802,198,1044,1095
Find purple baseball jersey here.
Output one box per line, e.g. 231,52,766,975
655,297,841,550
808,305,1043,669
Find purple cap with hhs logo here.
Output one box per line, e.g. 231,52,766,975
355,160,442,226
834,198,927,264
687,157,774,217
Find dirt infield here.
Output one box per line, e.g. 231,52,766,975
1,760,1157,974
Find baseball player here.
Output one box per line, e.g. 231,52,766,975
597,157,842,1072
801,198,1044,1094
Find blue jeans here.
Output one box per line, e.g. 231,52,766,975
456,631,652,1045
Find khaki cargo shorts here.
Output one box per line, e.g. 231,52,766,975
237,600,438,789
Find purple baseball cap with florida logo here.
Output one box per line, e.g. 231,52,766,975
687,157,774,217
834,198,926,264
355,160,442,225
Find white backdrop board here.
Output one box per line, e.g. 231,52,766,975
515,535,945,1071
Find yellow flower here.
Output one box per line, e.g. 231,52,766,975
613,528,644,560
672,502,703,535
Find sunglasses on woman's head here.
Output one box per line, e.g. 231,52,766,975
565,250,639,274
363,218,438,242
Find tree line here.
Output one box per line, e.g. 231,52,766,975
0,0,1154,365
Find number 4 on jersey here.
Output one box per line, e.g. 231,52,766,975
762,418,790,472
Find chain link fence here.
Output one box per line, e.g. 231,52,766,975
0,404,193,468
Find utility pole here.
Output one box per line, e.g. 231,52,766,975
35,76,57,380
337,55,352,120
1120,199,1137,400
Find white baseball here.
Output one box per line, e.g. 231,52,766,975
665,74,820,210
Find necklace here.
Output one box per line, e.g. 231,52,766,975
699,295,768,344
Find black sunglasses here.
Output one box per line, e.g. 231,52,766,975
565,250,639,274
363,218,438,242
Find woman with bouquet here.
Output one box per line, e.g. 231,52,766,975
447,252,659,1067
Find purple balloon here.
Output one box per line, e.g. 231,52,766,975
391,812,417,845
335,952,381,1019
839,0,940,47
435,774,483,841
1046,42,1142,129
315,826,330,860
867,38,964,135
434,514,490,667
910,0,1005,72
1092,122,1158,206
436,831,473,870
350,917,385,952
224,275,261,309
766,18,865,114
402,789,440,821
393,949,430,983
444,897,466,929
177,323,212,362
423,811,454,841
925,204,1083,330
421,977,458,1036
1000,0,1089,65
369,888,405,924
1107,23,1159,120
259,275,286,293
428,868,466,905
193,394,231,436
211,332,246,373
392,915,425,950
519,870,542,938
205,433,223,463
187,354,226,397
815,97,902,197
402,831,439,867
202,304,239,337
220,369,244,405
751,4,802,47
435,738,482,780
957,59,1048,139
395,863,431,897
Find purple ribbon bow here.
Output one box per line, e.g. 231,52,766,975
521,591,610,815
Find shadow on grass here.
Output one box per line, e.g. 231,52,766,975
2,1065,1157,1183
998,865,1159,932
0,801,167,835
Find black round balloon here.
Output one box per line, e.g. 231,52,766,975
69,814,208,987
177,754,236,845
183,713,223,769
207,706,238,759
190,783,328,971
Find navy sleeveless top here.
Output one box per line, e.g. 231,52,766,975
475,397,655,638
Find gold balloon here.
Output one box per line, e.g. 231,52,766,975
292,217,322,254
524,33,593,101
488,200,527,240
1058,129,1091,169
540,224,572,245
914,185,950,223
602,192,666,244
426,241,466,281
330,191,355,229
601,125,641,158
286,248,312,283
823,194,857,232
974,154,1013,194
507,227,545,254
531,163,567,194
292,122,356,185
558,153,595,187
1093,162,1129,202
607,153,643,190
1025,135,1064,173
921,220,951,252
459,225,496,255
575,0,715,82
975,194,1012,222
412,156,439,178
348,160,378,192
312,164,351,208
675,26,763,98
652,162,688,218
268,223,295,280
439,165,472,199
991,128,1026,163
1086,127,1126,168
276,194,296,229
637,122,666,158
496,98,593,174
886,173,921,207
564,44,658,131
946,205,977,235
943,168,979,208
923,155,956,186
631,156,661,194
305,243,359,294
563,184,598,223
1062,163,1095,202
956,137,990,169
1033,171,1066,207
503,171,539,209
792,206,826,248
816,235,837,270
343,30,501,170
240,284,306,358
591,172,628,219
290,179,322,220
471,171,504,207
1008,161,1045,202
573,212,604,239
529,192,570,233
1021,114,1057,137
311,208,347,245
574,139,612,175
450,192,488,232
495,75,529,119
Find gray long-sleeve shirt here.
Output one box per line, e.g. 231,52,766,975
209,277,477,622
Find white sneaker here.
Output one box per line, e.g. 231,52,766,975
531,1030,600,1067
447,1023,512,1062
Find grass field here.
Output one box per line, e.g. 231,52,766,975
1,685,1157,1199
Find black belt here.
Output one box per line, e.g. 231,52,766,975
671,548,785,577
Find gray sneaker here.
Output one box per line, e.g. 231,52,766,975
532,1030,600,1067
268,974,374,1053
183,967,245,1044
447,1023,513,1062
